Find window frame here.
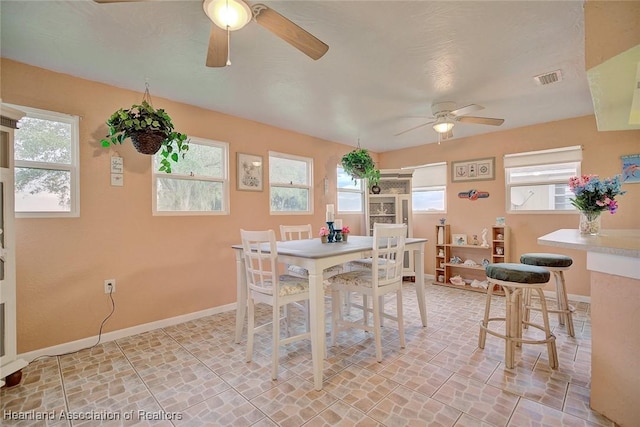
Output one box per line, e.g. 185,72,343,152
13,105,80,218
407,163,447,214
504,146,582,214
152,137,229,216
268,151,313,215
336,165,364,214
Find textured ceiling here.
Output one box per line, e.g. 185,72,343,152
0,0,595,152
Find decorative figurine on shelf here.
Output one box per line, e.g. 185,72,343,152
439,218,446,225
481,228,489,247
472,234,479,245
497,233,504,240
496,247,504,255
482,258,490,268
450,256,462,264
438,248,445,257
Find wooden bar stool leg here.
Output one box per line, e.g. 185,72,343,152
505,286,516,369
536,287,558,369
555,270,575,337
522,288,531,329
478,282,495,349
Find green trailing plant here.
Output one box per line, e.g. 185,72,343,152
341,148,380,186
100,101,189,173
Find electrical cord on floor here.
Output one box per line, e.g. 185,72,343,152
28,287,116,364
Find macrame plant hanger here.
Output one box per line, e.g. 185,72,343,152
142,81,154,107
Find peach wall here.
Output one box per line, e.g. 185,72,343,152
380,116,640,297
1,59,367,352
3,58,640,353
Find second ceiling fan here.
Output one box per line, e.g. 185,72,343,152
396,102,505,141
95,0,329,67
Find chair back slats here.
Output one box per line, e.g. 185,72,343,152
240,229,278,295
371,223,407,287
279,224,313,241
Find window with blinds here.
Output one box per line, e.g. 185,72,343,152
406,162,447,213
504,145,582,213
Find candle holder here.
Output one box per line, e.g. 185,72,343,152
326,221,336,243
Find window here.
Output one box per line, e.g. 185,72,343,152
337,166,364,212
13,106,80,217
505,146,582,213
408,162,447,213
269,151,312,214
153,137,229,215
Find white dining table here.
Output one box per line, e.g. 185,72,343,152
231,235,428,390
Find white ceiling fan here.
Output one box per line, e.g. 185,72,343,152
395,102,505,141
94,0,329,67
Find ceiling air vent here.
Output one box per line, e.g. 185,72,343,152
533,70,563,86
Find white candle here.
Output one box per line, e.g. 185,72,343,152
326,204,334,222
334,219,342,230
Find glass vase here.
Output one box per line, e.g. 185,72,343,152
579,211,601,236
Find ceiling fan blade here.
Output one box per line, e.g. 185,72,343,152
252,5,329,60
206,24,228,68
456,116,505,126
394,120,435,137
450,104,484,117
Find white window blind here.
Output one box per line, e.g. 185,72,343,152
407,162,447,187
504,145,582,168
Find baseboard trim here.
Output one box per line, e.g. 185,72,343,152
19,302,237,363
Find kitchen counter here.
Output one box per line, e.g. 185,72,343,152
538,229,640,427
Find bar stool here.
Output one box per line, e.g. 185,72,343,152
479,263,558,369
520,253,575,337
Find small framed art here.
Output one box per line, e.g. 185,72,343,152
452,234,467,245
451,157,495,182
237,152,263,191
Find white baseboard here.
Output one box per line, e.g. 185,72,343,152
19,303,237,363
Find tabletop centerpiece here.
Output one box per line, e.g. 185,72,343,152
569,174,625,235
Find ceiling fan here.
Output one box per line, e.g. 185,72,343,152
395,102,505,141
94,0,329,68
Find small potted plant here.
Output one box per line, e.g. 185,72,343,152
341,148,381,188
341,225,350,242
319,226,329,243
100,101,189,173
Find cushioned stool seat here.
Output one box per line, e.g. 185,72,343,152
479,263,558,369
520,253,575,337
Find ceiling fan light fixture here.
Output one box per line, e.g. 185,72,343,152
432,117,454,133
203,0,252,31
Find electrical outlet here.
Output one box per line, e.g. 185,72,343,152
104,279,116,294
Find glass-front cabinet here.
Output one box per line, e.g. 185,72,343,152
0,103,27,387
365,169,414,277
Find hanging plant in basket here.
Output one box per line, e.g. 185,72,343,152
100,88,189,173
341,147,380,186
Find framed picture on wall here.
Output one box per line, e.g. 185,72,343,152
452,234,467,246
622,154,640,184
451,157,495,182
237,152,263,191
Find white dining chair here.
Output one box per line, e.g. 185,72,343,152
326,223,407,362
240,229,311,380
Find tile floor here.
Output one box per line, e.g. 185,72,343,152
1,283,615,426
